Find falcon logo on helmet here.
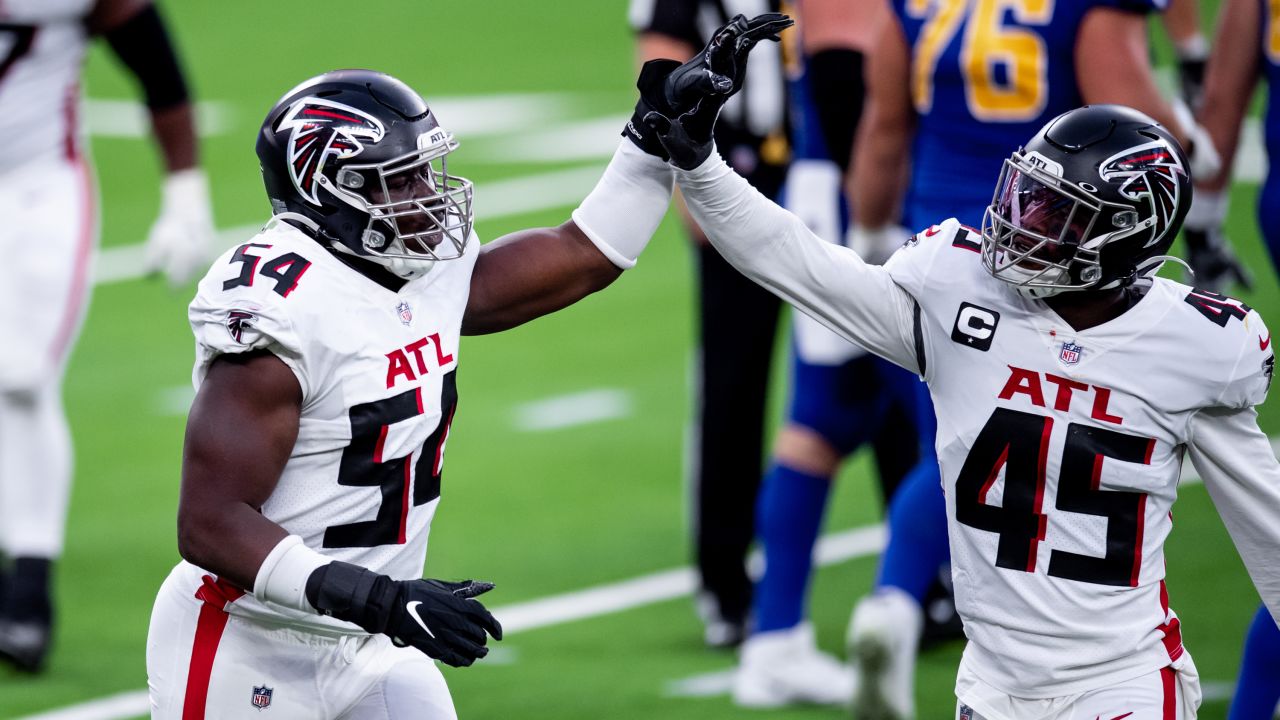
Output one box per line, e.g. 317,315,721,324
277,97,385,206
1099,140,1186,249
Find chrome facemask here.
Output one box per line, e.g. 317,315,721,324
324,126,474,268
981,153,1149,298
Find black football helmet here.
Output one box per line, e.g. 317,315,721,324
256,69,473,278
981,104,1192,298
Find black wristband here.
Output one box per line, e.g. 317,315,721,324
806,49,865,174
103,5,190,110
304,561,397,634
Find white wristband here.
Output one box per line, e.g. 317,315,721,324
253,535,332,613
571,140,675,269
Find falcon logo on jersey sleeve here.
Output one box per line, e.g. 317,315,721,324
277,97,386,206
1099,140,1186,249
226,309,259,345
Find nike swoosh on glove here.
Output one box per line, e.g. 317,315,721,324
305,561,503,668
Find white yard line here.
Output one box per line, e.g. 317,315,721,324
14,524,885,720
84,100,235,138
15,690,152,720
663,668,737,698
82,93,591,140
93,163,610,286
511,389,633,432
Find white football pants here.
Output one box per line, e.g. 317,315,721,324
955,654,1201,720
0,157,95,559
147,564,458,720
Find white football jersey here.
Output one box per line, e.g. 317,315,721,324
0,0,95,173
182,219,478,633
884,219,1273,696
672,155,1280,702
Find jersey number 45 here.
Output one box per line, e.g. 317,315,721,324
956,407,1154,587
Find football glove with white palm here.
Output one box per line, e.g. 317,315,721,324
305,561,502,667
143,168,215,287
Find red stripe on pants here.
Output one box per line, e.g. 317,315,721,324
1162,666,1176,720
182,576,245,720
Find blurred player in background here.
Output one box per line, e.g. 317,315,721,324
846,0,1219,714
0,0,213,673
731,0,936,708
145,16,790,717
1165,0,1251,291
1196,0,1280,712
629,0,790,649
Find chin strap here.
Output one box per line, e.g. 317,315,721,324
1132,255,1192,283
269,211,322,234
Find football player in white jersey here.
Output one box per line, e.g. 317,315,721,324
145,13,792,720
638,93,1280,717
0,0,213,673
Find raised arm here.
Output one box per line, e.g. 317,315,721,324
1187,406,1280,627
674,153,920,373
460,142,673,335
463,12,793,335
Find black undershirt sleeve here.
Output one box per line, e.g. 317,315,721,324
102,4,189,110
806,48,865,174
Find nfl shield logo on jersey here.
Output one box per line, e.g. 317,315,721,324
1059,341,1083,365
251,685,273,709
397,301,413,326
958,704,974,720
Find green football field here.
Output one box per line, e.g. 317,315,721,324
3,1,1277,717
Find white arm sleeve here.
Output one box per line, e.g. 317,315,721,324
675,152,921,373
1187,406,1280,627
571,140,675,269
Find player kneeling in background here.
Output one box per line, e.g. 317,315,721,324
639,79,1280,718
144,13,791,719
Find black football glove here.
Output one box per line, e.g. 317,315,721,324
306,561,503,668
624,58,686,159
642,13,793,169
624,12,793,162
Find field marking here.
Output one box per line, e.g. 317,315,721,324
472,114,629,164
84,100,235,138
93,163,611,286
664,668,736,698
16,690,151,720
511,389,633,432
82,93,591,141
13,524,885,720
